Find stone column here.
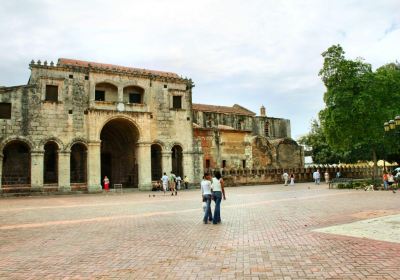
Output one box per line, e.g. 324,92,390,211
58,151,71,192
183,151,195,184
137,142,152,191
31,151,44,192
0,154,3,192
89,81,96,107
87,141,102,193
162,151,172,175
118,86,124,102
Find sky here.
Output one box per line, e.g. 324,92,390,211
0,0,399,139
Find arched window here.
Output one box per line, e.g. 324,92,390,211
123,86,144,104
95,82,118,102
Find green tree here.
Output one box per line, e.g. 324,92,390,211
298,119,343,164
318,45,400,179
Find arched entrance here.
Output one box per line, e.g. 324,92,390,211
171,145,183,177
100,118,139,188
44,142,59,184
2,141,31,187
70,143,87,184
151,144,162,181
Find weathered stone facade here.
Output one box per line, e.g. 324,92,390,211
0,58,302,193
0,59,202,192
192,104,304,170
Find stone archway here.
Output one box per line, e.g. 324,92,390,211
151,144,162,181
100,118,140,188
171,145,183,177
2,141,31,187
44,141,59,184
70,143,87,184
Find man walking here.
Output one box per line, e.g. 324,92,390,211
313,169,321,185
161,172,169,195
282,171,289,186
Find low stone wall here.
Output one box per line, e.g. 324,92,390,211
204,166,378,187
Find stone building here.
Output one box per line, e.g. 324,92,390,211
0,58,202,192
192,104,304,170
0,58,302,193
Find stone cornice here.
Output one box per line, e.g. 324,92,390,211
29,60,192,85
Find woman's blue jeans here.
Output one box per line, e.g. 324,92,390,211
203,194,212,223
212,191,222,224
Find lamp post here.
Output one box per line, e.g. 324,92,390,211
383,115,400,170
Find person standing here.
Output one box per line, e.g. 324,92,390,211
211,171,226,224
176,175,182,190
282,171,289,186
290,173,295,186
103,176,110,192
161,172,169,195
388,173,396,193
170,171,176,196
313,169,320,185
184,175,189,189
201,173,213,224
324,171,330,184
383,171,389,191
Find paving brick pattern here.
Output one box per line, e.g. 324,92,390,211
0,183,399,279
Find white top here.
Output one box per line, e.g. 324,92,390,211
201,179,212,195
313,171,320,179
211,177,222,192
161,175,169,185
282,172,289,179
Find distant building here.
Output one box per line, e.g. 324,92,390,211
192,104,303,171
0,58,302,193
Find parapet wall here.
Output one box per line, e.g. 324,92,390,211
206,166,378,187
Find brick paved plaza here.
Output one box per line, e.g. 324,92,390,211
0,183,399,279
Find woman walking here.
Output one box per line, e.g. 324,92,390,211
201,173,213,224
211,171,226,224
290,173,295,186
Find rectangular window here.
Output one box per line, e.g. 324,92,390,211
222,160,227,168
95,90,105,101
0,103,11,119
45,85,58,102
206,159,210,169
173,96,182,109
242,160,246,169
129,93,141,104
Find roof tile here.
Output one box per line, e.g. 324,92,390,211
58,58,180,79
192,103,255,116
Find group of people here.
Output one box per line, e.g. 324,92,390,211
282,169,337,186
312,169,331,185
382,170,397,193
281,171,295,186
160,172,189,196
201,171,226,224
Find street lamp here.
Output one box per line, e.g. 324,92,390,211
384,116,400,133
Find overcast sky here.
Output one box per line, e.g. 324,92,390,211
0,0,399,139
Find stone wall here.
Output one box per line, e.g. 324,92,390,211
193,128,303,170
0,59,202,192
206,166,376,187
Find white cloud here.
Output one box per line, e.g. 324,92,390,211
0,0,399,138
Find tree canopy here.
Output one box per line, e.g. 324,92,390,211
314,45,400,168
